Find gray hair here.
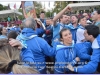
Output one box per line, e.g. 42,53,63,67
22,17,37,30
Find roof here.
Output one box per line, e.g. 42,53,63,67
68,2,100,11
0,9,22,18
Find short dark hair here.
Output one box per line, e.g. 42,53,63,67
40,11,45,14
59,14,67,22
8,31,18,39
85,25,99,38
71,15,78,19
60,28,70,39
96,9,100,14
78,16,85,23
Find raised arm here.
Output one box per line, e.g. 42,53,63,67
53,6,71,26
22,1,28,18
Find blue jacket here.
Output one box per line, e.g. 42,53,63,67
73,35,100,74
40,19,46,26
9,26,21,34
54,41,77,74
67,24,81,43
52,23,67,46
43,25,53,45
36,27,45,37
20,48,35,63
20,48,36,66
96,34,100,63
75,42,92,64
17,28,56,73
8,48,36,74
0,35,7,39
74,48,100,74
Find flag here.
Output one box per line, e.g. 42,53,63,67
14,3,16,9
7,4,11,10
21,1,37,18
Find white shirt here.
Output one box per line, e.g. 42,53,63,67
76,28,85,43
92,38,99,49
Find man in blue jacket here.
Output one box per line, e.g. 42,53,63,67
52,6,72,46
9,17,56,74
67,25,100,74
75,42,92,66
40,11,46,26
91,9,100,32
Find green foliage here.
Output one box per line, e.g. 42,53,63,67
45,10,53,18
53,1,69,14
3,6,8,10
34,1,44,18
18,9,24,20
0,4,4,10
44,1,71,17
0,4,8,10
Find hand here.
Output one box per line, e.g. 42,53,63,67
34,18,42,26
67,64,74,71
9,38,23,50
34,18,46,30
75,57,80,62
66,6,72,11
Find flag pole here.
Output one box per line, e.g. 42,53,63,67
14,9,16,21
14,3,16,22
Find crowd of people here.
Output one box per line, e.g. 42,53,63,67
0,5,100,74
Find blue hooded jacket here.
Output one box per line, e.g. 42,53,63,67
52,23,67,46
73,35,100,74
40,19,46,26
54,41,77,74
67,24,81,43
75,42,92,65
43,25,53,45
36,27,45,37
96,34,100,63
9,26,21,34
17,28,56,73
0,35,7,39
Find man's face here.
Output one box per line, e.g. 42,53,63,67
61,15,68,24
50,19,53,25
79,17,87,26
91,11,99,21
2,27,7,34
83,13,89,19
71,16,78,24
46,19,50,25
65,15,71,24
11,23,14,27
84,30,90,41
67,16,71,24
40,13,45,19
61,30,72,44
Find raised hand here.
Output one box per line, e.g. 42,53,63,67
9,38,23,50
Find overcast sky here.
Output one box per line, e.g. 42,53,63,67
0,1,54,10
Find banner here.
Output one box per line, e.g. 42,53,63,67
22,1,37,18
